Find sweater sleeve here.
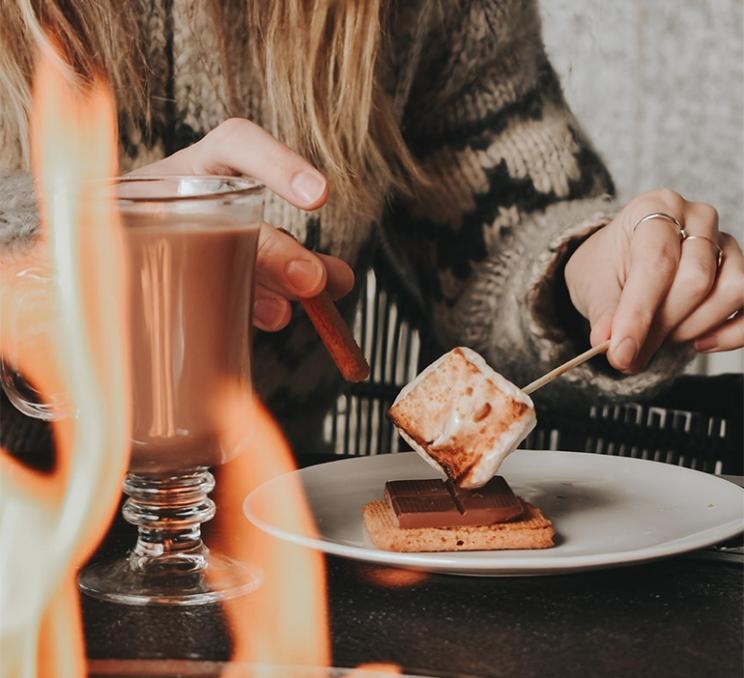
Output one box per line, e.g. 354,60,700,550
0,173,38,253
379,0,692,405
0,96,39,253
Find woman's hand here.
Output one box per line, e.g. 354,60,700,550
130,118,355,332
565,189,744,372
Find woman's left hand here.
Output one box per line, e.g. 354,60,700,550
565,189,744,373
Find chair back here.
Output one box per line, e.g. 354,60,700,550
325,270,743,475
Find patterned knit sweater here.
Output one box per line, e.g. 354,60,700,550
0,0,690,457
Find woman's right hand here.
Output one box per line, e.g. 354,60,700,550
130,118,355,332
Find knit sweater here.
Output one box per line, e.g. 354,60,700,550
0,0,691,458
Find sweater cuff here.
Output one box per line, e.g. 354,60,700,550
522,196,695,404
0,173,39,253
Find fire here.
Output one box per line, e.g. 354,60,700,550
348,664,402,677
0,43,130,678
211,384,330,677
355,565,428,590
213,387,414,676
1,34,404,678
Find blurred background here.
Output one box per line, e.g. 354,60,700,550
540,0,744,375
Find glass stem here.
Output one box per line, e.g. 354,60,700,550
122,468,216,576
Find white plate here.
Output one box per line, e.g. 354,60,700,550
243,450,744,576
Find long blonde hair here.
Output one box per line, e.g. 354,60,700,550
0,1,425,216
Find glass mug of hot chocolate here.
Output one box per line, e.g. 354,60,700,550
0,176,263,605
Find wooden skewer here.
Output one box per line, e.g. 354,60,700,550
522,339,611,395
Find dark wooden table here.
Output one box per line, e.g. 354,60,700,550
84,455,744,678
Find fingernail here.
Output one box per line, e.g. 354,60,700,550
694,336,717,352
285,258,323,294
290,170,326,205
253,297,286,329
612,337,638,370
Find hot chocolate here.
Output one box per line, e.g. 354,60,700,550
125,220,259,474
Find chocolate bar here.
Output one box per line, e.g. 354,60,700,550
384,477,523,529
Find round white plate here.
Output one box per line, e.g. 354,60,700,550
243,450,744,576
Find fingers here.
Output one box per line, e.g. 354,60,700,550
630,203,720,368
317,252,355,300
198,119,328,209
133,118,329,210
200,120,328,209
672,233,744,343
563,225,621,347
694,312,744,352
251,224,356,332
584,279,619,346
253,285,292,332
126,118,355,335
256,223,328,299
255,223,355,299
567,187,742,370
589,309,614,346
608,216,682,371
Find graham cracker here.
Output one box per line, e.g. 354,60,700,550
362,498,554,552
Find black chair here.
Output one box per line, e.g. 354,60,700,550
325,269,743,475
3,269,741,475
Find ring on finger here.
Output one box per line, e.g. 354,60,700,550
682,234,724,269
632,212,688,240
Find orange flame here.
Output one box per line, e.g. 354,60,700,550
0,44,130,677
2,34,406,678
348,664,403,677
355,566,428,590
211,384,330,677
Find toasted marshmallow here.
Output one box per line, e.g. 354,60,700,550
388,347,536,488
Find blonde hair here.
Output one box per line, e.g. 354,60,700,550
0,1,425,217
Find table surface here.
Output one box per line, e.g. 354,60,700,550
84,455,744,678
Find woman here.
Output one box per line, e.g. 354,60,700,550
1,1,742,453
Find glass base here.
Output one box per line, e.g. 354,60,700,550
79,551,261,606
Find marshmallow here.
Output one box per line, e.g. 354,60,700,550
388,347,536,488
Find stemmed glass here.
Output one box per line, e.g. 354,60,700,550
1,176,264,605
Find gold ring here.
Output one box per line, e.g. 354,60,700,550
683,235,724,269
632,212,688,240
